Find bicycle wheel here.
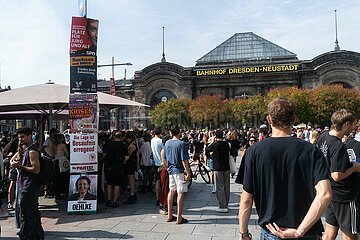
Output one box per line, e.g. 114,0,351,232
199,165,210,184
187,169,193,188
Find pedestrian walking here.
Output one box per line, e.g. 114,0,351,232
206,129,231,213
164,125,191,224
11,127,44,239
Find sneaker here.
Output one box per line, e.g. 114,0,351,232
216,207,228,213
159,206,168,215
7,202,14,210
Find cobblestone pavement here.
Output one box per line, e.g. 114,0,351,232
0,170,339,240
1,173,248,240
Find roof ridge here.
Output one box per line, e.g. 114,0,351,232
196,32,297,64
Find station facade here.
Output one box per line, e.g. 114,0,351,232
101,32,360,129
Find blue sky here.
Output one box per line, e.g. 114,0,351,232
0,0,359,89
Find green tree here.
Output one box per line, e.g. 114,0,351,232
309,85,360,126
149,98,191,129
266,87,313,124
189,95,228,128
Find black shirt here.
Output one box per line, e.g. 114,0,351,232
243,137,328,235
206,140,230,171
317,131,355,203
346,137,360,197
103,140,128,169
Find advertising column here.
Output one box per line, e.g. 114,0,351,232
68,16,99,214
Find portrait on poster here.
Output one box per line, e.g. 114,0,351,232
69,94,98,132
67,174,97,214
70,16,99,56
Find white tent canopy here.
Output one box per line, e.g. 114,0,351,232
0,82,148,112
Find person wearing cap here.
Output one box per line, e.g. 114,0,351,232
258,124,268,142
206,129,231,213
239,98,331,240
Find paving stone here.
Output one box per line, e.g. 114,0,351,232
193,225,236,237
152,222,195,234
121,230,168,239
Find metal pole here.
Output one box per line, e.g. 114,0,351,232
112,57,115,79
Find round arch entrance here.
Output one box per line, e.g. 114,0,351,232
150,89,176,107
329,81,353,89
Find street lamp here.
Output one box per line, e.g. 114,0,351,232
97,57,132,79
97,57,132,95
97,57,133,129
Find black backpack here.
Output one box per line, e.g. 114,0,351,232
27,144,54,185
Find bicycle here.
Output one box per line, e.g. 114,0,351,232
187,153,210,188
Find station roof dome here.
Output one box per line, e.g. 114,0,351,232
196,32,297,64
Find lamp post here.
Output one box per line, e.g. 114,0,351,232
97,57,132,79
97,58,132,129
97,57,132,95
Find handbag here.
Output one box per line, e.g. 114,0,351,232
58,155,70,173
228,142,237,174
229,155,237,174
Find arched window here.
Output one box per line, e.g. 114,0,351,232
330,82,352,89
150,90,176,107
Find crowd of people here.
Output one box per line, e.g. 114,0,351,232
1,97,360,239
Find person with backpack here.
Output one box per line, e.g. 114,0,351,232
11,127,44,240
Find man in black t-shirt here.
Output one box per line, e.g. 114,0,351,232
317,109,360,239
239,98,331,240
206,129,230,213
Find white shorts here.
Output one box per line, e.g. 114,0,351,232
169,173,187,193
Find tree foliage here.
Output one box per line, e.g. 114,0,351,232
149,85,360,129
189,95,228,128
149,98,191,129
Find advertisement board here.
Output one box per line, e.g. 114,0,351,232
70,16,98,56
67,174,97,214
69,94,98,132
69,133,98,173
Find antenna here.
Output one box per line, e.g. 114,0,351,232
161,26,166,62
334,10,340,51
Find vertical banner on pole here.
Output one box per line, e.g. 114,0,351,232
69,132,98,173
68,15,99,214
69,94,98,132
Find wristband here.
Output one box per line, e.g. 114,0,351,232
294,229,302,238
239,230,252,239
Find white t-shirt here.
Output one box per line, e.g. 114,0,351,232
139,141,152,166
151,136,163,166
43,137,55,158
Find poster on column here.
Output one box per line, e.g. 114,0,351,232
70,16,98,56
70,56,97,93
70,132,98,173
67,174,97,214
69,93,98,132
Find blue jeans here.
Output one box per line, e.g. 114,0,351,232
260,228,321,240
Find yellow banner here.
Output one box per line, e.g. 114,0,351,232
70,56,96,66
195,64,299,76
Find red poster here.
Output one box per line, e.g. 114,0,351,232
110,78,115,95
70,16,99,56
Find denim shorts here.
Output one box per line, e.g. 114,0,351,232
260,228,321,240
